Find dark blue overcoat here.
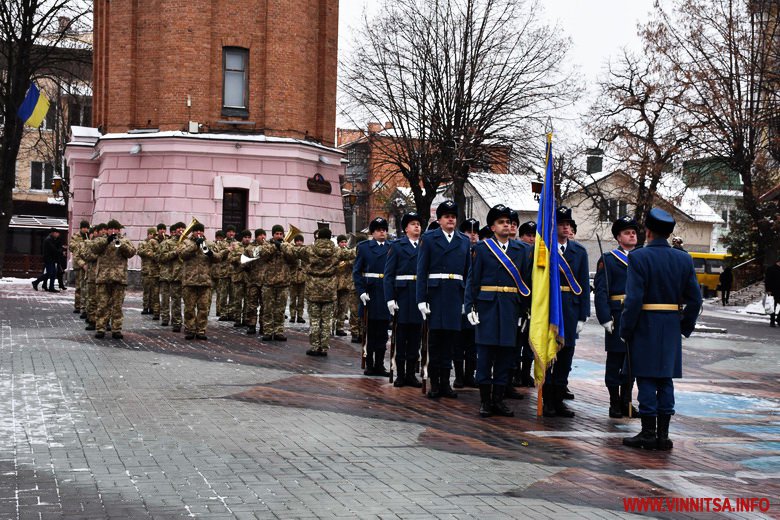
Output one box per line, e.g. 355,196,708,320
353,239,390,320
383,236,422,325
594,249,630,352
560,240,590,347
416,228,470,330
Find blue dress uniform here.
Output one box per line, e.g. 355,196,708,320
384,218,424,388
465,205,531,417
416,200,471,398
594,217,641,418
543,207,589,418
353,218,391,376
453,218,480,389
516,221,537,388
621,208,702,451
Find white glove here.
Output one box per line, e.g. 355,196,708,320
467,310,480,326
417,302,431,320
387,300,399,315
602,320,614,334
360,292,370,305
576,321,585,334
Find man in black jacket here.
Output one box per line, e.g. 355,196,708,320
32,229,62,292
766,260,780,327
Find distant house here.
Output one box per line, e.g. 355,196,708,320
463,171,538,226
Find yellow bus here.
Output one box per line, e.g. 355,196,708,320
689,252,730,297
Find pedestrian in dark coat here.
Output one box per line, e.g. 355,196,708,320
766,260,780,327
621,208,702,451
719,266,733,306
32,229,62,292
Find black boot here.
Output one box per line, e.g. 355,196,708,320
554,386,575,418
504,384,525,400
374,350,390,377
405,360,422,388
520,361,534,387
623,416,657,450
562,385,574,400
363,354,375,376
608,386,623,418
439,369,458,398
621,383,640,418
479,385,493,418
463,358,477,388
656,415,673,450
426,366,441,398
511,366,523,387
393,361,405,387
491,385,515,417
542,384,557,417
453,360,465,389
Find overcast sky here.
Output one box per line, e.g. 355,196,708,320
337,0,657,141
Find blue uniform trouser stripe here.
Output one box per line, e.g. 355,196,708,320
394,323,421,361
428,329,457,369
637,377,675,416
476,344,515,385
367,319,389,353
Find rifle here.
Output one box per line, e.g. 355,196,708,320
596,234,633,418
420,319,429,395
389,313,397,383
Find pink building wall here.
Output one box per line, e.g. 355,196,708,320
65,129,346,270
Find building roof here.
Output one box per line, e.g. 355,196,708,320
10,215,69,230
466,171,538,213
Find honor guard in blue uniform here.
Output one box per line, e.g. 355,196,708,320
542,206,590,418
416,200,471,399
453,218,480,388
621,208,701,450
594,216,640,418
353,217,391,376
384,212,424,388
465,205,532,418
517,221,537,387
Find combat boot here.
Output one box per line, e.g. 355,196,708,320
621,383,640,418
623,416,657,450
608,386,623,418
233,320,244,327
562,385,574,400
141,308,150,315
463,358,477,388
405,360,422,388
85,322,96,331
511,366,523,387
393,362,405,387
439,369,458,398
373,350,390,377
426,366,441,398
554,386,575,417
112,331,123,340
542,384,557,417
453,361,465,389
94,331,105,339
656,415,673,450
491,385,514,417
479,384,493,418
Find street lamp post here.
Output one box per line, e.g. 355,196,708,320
343,190,358,234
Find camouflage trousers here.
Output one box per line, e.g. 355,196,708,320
142,275,160,315
308,300,335,351
262,285,288,336
215,277,231,316
349,293,361,336
183,285,211,335
159,280,183,326
73,268,84,311
86,280,97,323
245,284,263,328
96,283,127,333
79,267,88,311
336,289,350,333
231,281,247,324
289,283,305,320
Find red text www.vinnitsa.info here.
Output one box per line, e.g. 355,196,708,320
623,497,771,514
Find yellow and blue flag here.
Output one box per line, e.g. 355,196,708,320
529,132,565,394
17,83,50,128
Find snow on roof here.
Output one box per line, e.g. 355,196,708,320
10,215,69,230
467,171,538,213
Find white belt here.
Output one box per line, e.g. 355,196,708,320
429,273,463,280
363,273,384,278
396,275,417,281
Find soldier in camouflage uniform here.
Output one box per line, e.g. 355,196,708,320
258,224,297,341
90,219,136,339
82,225,103,330
288,234,307,324
137,227,161,318
229,230,252,325
69,220,90,314
294,229,356,356
211,230,229,318
178,222,222,340
222,225,237,318
244,229,267,335
334,235,352,336
158,222,185,332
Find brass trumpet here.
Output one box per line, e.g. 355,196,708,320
179,217,200,244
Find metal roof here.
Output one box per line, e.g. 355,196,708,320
9,215,69,230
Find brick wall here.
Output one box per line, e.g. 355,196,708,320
94,0,339,146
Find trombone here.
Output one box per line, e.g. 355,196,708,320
283,224,302,243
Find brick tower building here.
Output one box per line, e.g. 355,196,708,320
66,0,345,262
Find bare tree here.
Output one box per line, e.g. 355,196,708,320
642,0,780,256
340,0,577,221
0,0,91,275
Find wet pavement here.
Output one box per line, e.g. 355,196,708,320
0,285,778,519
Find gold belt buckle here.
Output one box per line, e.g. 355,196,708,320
448,274,454,279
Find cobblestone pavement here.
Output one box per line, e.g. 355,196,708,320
0,285,778,519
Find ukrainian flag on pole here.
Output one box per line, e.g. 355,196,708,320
529,132,565,414
17,83,50,128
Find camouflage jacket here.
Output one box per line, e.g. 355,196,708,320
90,235,137,285
243,242,266,287
137,237,160,277
290,253,307,285
259,241,297,287
294,239,355,302
158,236,183,282
335,250,355,292
81,238,99,283
178,238,223,287
69,232,87,270
210,239,232,279
229,242,250,283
